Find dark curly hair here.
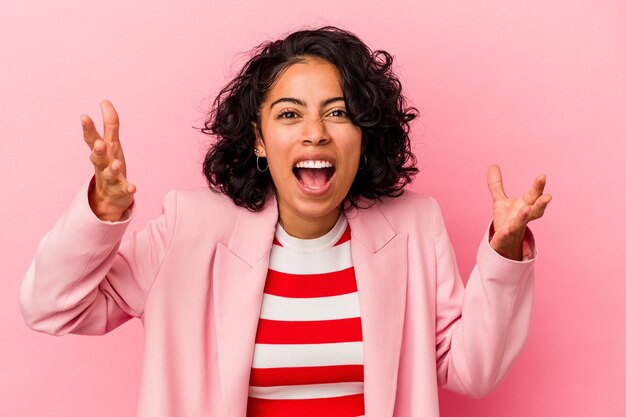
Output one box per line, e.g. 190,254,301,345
200,25,419,211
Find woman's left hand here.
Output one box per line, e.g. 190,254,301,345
487,164,552,261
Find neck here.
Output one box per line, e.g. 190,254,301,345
277,206,341,239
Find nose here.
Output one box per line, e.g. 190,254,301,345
301,118,330,146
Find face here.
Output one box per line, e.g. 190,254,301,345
253,58,362,238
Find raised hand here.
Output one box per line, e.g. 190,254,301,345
487,164,552,261
81,100,136,222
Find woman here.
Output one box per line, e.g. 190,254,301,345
20,26,551,417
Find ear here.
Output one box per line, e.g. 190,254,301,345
251,121,267,157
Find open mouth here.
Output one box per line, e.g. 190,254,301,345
292,160,336,190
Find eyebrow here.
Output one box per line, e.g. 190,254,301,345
269,96,345,110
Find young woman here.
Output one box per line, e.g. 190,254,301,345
20,26,551,417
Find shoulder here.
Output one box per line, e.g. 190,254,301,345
172,186,241,213
159,186,245,238
368,189,442,233
377,189,439,218
377,189,435,209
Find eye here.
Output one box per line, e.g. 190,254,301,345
277,109,298,119
328,109,347,117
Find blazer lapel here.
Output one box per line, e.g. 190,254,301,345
346,201,408,417
212,195,278,417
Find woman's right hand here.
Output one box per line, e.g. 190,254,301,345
81,100,136,222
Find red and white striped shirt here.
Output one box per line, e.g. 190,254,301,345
246,214,365,417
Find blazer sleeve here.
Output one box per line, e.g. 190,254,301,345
19,175,177,336
430,197,536,398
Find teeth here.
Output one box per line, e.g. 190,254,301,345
295,160,334,168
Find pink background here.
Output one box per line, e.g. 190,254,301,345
2,1,625,416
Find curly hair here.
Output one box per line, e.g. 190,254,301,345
200,25,419,211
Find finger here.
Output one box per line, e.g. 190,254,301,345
126,182,137,194
98,158,126,186
90,139,111,171
527,193,552,220
101,100,120,144
534,193,552,209
104,161,136,194
522,174,547,205
487,164,508,202
110,158,130,179
81,114,102,149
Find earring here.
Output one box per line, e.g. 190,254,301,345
255,149,269,172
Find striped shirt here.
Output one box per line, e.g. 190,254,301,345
246,214,365,417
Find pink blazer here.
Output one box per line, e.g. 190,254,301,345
20,175,536,417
